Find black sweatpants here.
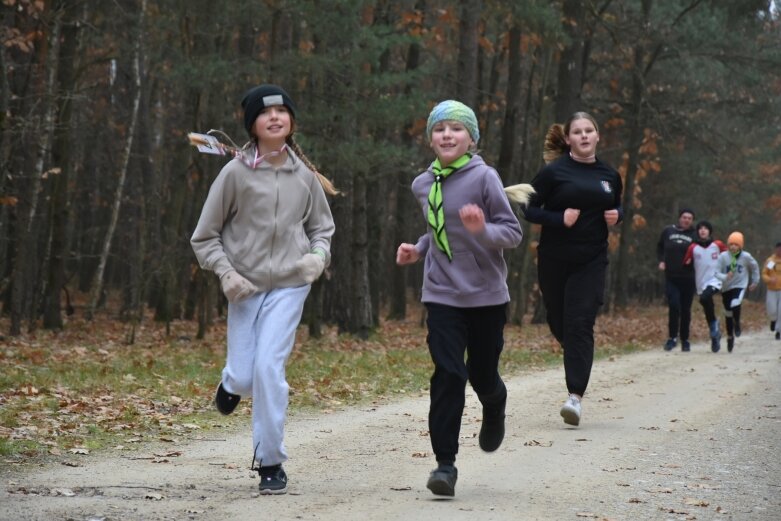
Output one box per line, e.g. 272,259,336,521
665,276,696,342
699,286,719,324
425,302,507,464
537,252,607,397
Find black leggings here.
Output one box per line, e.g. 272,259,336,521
537,252,607,397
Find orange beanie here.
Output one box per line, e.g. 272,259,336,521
727,231,744,248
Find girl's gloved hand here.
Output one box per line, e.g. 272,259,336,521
295,252,326,284
220,270,258,302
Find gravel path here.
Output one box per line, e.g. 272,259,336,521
2,333,780,521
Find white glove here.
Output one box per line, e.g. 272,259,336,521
294,253,326,284
220,270,258,302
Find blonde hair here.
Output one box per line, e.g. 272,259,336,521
543,111,600,164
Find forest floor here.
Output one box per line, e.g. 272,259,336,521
2,327,780,521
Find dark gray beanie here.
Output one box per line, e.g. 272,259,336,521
241,84,296,136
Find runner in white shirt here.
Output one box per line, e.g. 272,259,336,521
684,221,727,352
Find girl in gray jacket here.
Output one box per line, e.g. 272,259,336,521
191,84,336,494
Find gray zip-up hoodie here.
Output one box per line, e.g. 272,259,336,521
411,155,522,308
714,249,760,292
191,148,334,291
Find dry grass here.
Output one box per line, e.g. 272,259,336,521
0,299,768,466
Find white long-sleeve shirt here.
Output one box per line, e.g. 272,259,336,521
684,240,727,294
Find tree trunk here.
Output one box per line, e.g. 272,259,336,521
87,0,146,319
43,4,81,329
9,4,62,335
349,160,372,339
498,23,525,324
496,23,522,183
456,0,482,107
614,0,653,308
614,50,645,308
554,0,585,122
388,2,424,320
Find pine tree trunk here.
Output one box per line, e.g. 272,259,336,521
87,0,146,319
44,4,82,329
9,5,62,335
456,0,482,107
388,8,423,320
554,0,585,122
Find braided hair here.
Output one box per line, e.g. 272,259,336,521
286,135,339,196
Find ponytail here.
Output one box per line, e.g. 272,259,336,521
543,124,568,164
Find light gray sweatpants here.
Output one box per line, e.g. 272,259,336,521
768,289,781,332
222,284,311,467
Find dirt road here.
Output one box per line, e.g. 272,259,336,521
3,333,780,521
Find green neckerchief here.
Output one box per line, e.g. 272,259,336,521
729,250,741,272
427,153,472,261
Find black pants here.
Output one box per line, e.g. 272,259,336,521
699,286,719,324
425,302,507,464
721,288,744,337
538,252,607,397
665,276,695,341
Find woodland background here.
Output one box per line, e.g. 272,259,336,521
2,0,781,339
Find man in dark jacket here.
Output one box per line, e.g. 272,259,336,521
657,209,696,351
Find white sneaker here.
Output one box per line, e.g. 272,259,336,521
560,395,581,426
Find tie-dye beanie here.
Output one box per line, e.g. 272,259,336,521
426,100,480,143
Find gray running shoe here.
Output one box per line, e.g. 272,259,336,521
426,464,457,497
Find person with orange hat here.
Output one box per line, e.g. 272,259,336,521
761,241,781,341
714,231,760,352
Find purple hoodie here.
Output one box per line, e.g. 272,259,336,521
411,155,522,307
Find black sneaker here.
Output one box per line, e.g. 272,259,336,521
681,340,691,352
426,463,457,497
258,465,288,495
770,320,776,332
776,331,780,340
727,337,734,353
664,338,677,351
214,383,240,415
479,406,506,452
710,336,720,353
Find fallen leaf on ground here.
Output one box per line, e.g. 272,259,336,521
524,439,553,447
683,497,709,506
646,487,673,493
